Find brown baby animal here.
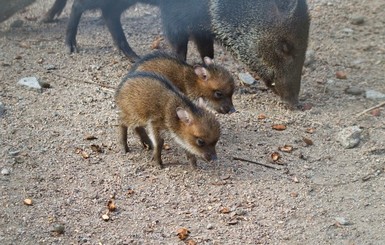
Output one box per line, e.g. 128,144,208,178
130,51,235,114
115,71,221,169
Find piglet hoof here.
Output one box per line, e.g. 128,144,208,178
140,141,153,151
152,161,164,170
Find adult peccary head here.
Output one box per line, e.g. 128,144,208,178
210,0,310,107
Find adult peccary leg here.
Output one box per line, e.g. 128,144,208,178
102,5,140,62
42,0,67,23
193,32,214,60
0,0,36,22
65,1,88,53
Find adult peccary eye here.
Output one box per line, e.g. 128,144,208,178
196,138,206,147
214,91,223,98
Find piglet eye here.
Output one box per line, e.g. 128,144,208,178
214,91,223,99
196,138,206,147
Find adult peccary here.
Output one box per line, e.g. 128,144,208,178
0,0,36,22
48,0,157,62
42,0,67,23
159,0,310,107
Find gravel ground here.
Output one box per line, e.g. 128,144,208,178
1,0,384,244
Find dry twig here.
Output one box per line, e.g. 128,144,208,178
356,101,385,118
233,156,281,170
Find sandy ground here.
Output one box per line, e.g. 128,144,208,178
1,0,384,244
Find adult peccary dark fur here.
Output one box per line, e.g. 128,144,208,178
67,0,159,62
160,0,310,107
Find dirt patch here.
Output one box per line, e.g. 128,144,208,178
1,0,384,244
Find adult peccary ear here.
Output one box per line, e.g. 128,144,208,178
272,0,299,17
176,107,193,125
203,57,215,66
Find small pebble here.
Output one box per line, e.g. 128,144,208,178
51,224,65,234
44,64,56,70
342,28,354,34
9,150,20,157
335,217,350,226
1,168,10,175
238,72,256,85
18,77,42,90
207,224,213,230
365,90,385,100
337,126,362,149
0,102,5,117
344,87,365,96
39,81,51,88
350,15,365,25
102,214,110,221
235,209,247,216
304,50,316,67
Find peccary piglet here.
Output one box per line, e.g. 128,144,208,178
130,52,235,114
115,72,220,168
65,0,158,62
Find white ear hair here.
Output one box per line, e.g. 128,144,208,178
176,107,192,125
203,57,214,65
197,97,206,108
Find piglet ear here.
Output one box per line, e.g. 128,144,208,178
203,56,214,65
176,107,193,125
194,66,208,81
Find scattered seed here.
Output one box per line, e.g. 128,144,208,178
220,207,230,214
306,128,316,134
279,145,293,153
151,36,163,50
290,192,299,197
186,239,197,245
271,152,281,161
84,135,97,140
336,71,347,79
257,114,266,120
163,143,171,150
272,124,286,131
107,200,116,212
91,144,103,153
177,227,190,240
24,198,33,206
302,137,314,146
371,108,381,116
